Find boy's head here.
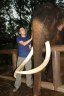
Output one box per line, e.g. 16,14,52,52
19,27,27,36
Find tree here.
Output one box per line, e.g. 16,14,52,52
0,0,57,49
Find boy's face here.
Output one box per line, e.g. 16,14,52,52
19,27,26,35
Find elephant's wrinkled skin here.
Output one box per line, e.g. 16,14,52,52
31,3,64,96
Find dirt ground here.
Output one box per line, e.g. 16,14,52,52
0,53,64,96
0,78,64,96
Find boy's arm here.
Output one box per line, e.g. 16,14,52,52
18,37,32,46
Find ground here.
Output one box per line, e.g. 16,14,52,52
0,53,64,96
0,78,64,96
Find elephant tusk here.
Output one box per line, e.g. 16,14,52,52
14,47,33,78
15,41,51,75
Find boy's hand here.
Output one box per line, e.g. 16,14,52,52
31,34,33,40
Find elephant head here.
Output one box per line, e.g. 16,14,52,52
31,2,64,71
14,2,64,76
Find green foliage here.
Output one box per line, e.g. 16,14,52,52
0,0,56,49
0,0,56,34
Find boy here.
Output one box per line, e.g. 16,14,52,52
13,26,33,92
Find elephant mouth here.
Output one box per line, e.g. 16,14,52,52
14,41,51,78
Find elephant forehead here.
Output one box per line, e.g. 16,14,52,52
32,19,43,31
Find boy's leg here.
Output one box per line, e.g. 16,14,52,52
25,59,33,88
13,74,21,92
13,57,24,92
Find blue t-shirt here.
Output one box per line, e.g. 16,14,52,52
16,36,31,57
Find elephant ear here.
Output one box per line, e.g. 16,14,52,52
14,41,51,78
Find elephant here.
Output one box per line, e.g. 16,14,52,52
14,2,64,96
